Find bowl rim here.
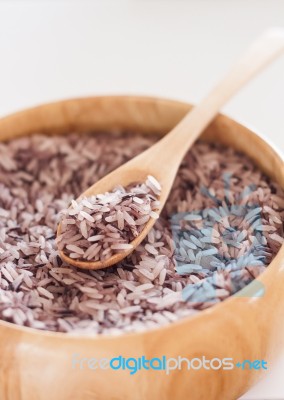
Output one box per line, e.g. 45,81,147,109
0,94,283,341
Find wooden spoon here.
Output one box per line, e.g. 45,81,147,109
58,28,284,270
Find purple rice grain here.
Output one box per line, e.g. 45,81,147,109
0,132,283,334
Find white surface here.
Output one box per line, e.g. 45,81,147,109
0,1,284,398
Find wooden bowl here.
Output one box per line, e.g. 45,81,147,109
0,96,283,400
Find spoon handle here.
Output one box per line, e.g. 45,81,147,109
147,28,284,171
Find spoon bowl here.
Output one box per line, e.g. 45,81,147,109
58,131,182,269
58,166,159,269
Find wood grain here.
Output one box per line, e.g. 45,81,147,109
0,96,283,400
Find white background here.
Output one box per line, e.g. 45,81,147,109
0,1,284,399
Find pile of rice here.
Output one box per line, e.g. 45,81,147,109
58,176,161,262
0,132,283,334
